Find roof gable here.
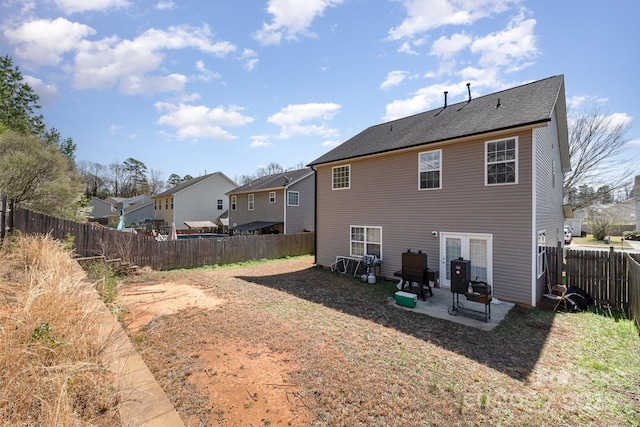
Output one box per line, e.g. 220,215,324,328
153,172,236,198
228,168,314,194
309,75,566,166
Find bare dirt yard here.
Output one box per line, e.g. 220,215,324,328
118,256,640,427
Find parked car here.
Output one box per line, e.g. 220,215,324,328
564,226,572,245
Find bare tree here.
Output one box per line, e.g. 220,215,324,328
564,107,633,209
147,168,165,195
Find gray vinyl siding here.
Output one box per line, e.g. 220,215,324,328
534,106,565,303
285,174,315,233
316,130,535,305
229,189,285,228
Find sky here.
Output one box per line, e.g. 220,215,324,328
1,0,639,185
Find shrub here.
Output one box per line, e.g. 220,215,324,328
623,230,640,241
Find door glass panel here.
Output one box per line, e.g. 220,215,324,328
445,237,462,281
469,238,488,282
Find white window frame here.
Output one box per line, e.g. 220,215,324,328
269,191,276,203
485,137,518,185
231,195,237,211
287,191,299,206
350,225,382,259
332,164,350,190
248,194,254,211
537,231,546,278
418,149,442,190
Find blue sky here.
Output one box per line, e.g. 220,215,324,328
1,0,639,185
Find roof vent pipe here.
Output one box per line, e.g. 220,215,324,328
467,83,472,102
444,91,448,108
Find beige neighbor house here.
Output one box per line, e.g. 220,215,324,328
227,168,315,235
308,75,570,307
152,172,237,231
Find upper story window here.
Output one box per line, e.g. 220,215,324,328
486,137,518,185
332,165,350,190
269,191,276,203
171,198,173,209
418,150,442,190
231,195,237,211
217,199,223,210
287,191,299,206
165,199,169,209
350,226,382,259
248,194,254,211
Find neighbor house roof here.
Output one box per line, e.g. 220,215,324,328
153,172,236,198
227,168,314,195
309,75,568,167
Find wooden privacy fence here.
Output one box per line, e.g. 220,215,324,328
7,207,315,271
549,245,640,323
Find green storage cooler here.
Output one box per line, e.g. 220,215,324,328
395,291,417,308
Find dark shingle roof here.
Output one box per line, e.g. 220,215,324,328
228,168,314,195
309,75,565,166
153,172,231,198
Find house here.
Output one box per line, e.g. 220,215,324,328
308,75,570,307
227,168,315,235
152,172,237,231
89,195,154,227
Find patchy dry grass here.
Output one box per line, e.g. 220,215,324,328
124,256,640,426
0,233,119,426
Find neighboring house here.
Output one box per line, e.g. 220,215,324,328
227,168,315,235
308,75,570,307
152,172,237,231
89,195,154,227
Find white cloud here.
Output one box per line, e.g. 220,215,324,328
155,102,254,141
4,17,95,65
253,0,344,46
470,13,537,68
268,102,341,139
389,0,515,41
240,49,259,71
195,60,220,82
73,25,236,94
627,139,640,147
250,135,274,147
53,0,131,14
155,0,176,10
380,70,409,90
22,75,58,106
430,32,472,59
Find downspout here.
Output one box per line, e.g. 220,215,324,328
312,165,318,265
283,186,287,234
531,132,537,307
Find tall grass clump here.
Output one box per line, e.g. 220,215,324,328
0,233,118,425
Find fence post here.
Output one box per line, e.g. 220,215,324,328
556,241,563,285
610,246,615,304
0,194,6,242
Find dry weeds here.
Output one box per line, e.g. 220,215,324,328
0,233,119,426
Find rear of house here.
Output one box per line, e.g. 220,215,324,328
309,76,570,306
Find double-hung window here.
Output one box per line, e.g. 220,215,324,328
537,231,546,278
350,226,382,258
287,191,299,206
418,150,441,190
248,194,254,211
332,165,350,190
486,137,517,185
231,195,237,211
269,191,276,203
217,199,223,210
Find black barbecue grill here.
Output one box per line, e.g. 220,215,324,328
393,250,433,301
448,258,492,322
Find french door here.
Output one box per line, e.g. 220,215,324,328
439,233,492,288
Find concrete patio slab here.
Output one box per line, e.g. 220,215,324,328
390,287,515,331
